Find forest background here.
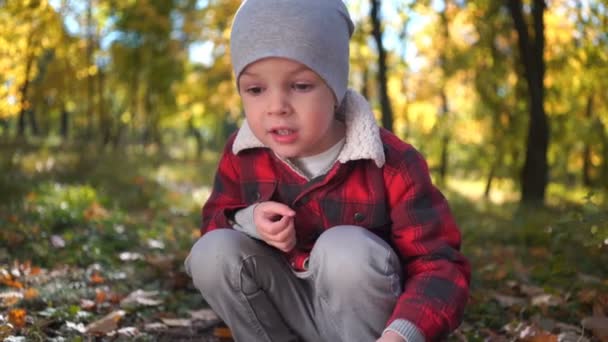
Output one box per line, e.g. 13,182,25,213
1,0,608,341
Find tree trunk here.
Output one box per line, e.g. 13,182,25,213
437,2,451,185
98,68,112,147
507,0,549,206
361,66,370,100
60,104,69,139
582,95,593,187
601,122,608,189
17,34,35,138
85,0,94,139
370,0,394,131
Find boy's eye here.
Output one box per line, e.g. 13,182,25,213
293,83,313,91
245,86,263,95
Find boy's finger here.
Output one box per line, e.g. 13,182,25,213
262,202,295,218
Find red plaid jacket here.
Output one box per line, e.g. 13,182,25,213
200,123,470,340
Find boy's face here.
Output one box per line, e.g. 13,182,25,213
238,57,345,159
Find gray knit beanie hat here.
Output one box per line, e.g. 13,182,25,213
230,0,355,104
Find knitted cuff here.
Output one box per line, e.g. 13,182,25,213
383,319,425,342
233,204,261,239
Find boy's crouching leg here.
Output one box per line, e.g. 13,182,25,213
309,226,403,341
185,229,317,342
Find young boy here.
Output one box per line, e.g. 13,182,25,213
185,0,470,341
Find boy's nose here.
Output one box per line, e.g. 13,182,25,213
267,90,290,116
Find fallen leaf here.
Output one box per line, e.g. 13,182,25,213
85,310,126,335
578,273,602,284
120,290,162,308
492,292,526,307
189,309,219,321
557,332,589,342
581,316,608,342
144,322,168,331
214,326,233,339
161,318,192,327
118,252,143,261
80,299,96,310
8,309,26,328
578,289,598,303
531,294,563,307
0,324,12,339
66,321,87,333
23,288,38,300
117,327,140,337
520,284,545,297
89,272,105,285
50,235,66,248
0,274,23,289
523,334,558,342
95,289,107,304
0,292,23,307
84,202,109,221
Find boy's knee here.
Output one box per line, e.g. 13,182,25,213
185,229,243,290
311,226,396,286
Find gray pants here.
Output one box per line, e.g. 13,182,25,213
185,225,402,342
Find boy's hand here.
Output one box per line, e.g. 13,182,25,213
253,201,296,252
376,331,406,342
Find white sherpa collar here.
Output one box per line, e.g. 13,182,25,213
232,89,385,168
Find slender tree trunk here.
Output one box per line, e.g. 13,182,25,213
27,109,39,136
601,121,608,189
361,66,370,100
98,69,111,147
370,0,394,131
582,95,594,187
437,2,451,185
85,0,94,139
189,117,204,158
17,33,35,138
60,104,69,139
507,0,549,205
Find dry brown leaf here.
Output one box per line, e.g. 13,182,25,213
85,310,126,335
23,288,38,300
84,202,109,221
0,273,23,289
80,299,96,310
0,291,23,307
578,289,598,303
581,316,608,342
593,302,607,317
523,334,558,342
214,326,233,339
89,272,105,285
8,308,26,328
95,289,107,304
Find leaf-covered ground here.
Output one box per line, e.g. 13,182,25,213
1,144,607,341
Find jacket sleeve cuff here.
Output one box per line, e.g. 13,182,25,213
233,204,261,239
383,319,425,342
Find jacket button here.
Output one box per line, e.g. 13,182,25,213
254,192,261,201
354,212,365,222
